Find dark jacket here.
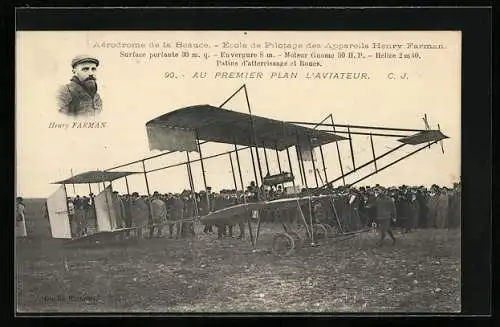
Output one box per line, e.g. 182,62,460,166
396,196,411,219
375,195,397,220
57,77,102,116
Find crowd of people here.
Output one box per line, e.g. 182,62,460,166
48,191,200,239
37,180,461,241
312,182,462,232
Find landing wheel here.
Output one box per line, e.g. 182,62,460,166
287,231,302,250
272,233,295,256
324,224,339,237
312,224,328,242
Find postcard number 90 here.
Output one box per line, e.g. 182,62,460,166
163,72,179,79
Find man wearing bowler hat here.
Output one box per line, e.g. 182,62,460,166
57,55,102,116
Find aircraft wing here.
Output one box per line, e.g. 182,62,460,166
200,195,331,225
398,130,449,145
200,203,262,225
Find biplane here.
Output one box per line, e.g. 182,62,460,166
47,84,449,255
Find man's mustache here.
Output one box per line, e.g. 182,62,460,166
84,76,96,81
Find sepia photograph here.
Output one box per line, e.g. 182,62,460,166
56,54,102,117
16,28,463,313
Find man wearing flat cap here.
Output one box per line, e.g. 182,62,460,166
57,55,102,116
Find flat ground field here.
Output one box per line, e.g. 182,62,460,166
16,199,460,313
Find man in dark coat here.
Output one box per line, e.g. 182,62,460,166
365,190,378,228
416,189,428,228
202,188,214,234
80,196,91,236
347,189,363,231
57,55,102,116
170,194,185,239
182,195,196,238
149,191,167,237
397,192,413,233
121,194,133,237
448,184,461,229
73,195,85,237
408,191,420,232
374,189,397,246
86,193,98,233
130,192,149,237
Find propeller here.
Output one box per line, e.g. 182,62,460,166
422,114,445,154
422,113,431,130
422,114,431,149
438,123,445,154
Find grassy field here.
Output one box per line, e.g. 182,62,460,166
16,198,461,313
